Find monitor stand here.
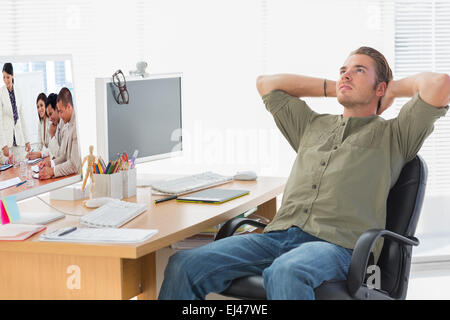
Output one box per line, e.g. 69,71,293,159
14,209,65,225
13,196,66,225
49,181,89,200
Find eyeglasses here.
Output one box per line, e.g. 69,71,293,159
112,70,129,104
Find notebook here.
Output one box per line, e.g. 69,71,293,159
0,177,21,190
176,188,250,204
39,227,158,244
0,223,46,241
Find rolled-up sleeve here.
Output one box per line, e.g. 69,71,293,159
262,90,315,152
391,92,448,162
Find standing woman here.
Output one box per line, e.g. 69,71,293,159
27,93,50,160
0,63,31,163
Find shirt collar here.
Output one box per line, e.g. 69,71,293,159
339,114,379,128
68,110,76,127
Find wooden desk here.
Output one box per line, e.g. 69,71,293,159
0,176,286,299
0,163,78,199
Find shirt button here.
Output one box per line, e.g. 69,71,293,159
320,160,326,166
342,122,346,126
333,146,338,150
312,184,317,189
303,209,308,213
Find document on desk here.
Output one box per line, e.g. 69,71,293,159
0,177,21,190
39,227,158,244
28,158,42,165
0,224,46,241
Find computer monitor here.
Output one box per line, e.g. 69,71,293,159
95,73,183,164
0,55,82,201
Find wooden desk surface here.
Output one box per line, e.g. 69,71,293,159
0,176,286,259
0,163,77,198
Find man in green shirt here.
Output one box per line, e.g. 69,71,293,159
159,47,449,300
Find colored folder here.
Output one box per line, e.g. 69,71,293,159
177,189,250,204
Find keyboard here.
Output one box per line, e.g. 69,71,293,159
151,171,233,195
81,199,148,228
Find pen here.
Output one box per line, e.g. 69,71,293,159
58,227,77,237
16,180,26,187
154,195,177,204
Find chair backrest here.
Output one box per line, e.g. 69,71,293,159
377,155,427,299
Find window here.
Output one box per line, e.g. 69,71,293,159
392,0,450,247
394,0,450,198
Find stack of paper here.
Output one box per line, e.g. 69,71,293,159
40,227,158,244
0,177,21,191
170,234,215,250
0,223,46,241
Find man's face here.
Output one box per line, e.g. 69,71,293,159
336,54,381,109
57,101,71,123
48,105,60,126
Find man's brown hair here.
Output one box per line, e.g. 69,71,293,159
350,47,393,110
57,87,73,108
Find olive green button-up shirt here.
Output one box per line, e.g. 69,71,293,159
263,90,448,261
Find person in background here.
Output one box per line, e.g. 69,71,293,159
43,93,63,159
39,87,81,179
27,92,51,160
0,152,12,165
0,62,31,164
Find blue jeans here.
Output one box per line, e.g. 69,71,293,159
158,226,353,300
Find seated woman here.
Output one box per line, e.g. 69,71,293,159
27,93,51,160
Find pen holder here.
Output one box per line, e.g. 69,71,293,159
92,172,123,199
122,167,137,198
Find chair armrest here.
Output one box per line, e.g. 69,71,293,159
214,218,267,241
346,228,419,299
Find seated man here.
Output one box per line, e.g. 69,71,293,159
46,93,65,159
39,87,81,179
158,47,450,300
27,93,62,160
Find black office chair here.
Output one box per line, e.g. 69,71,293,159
215,155,427,300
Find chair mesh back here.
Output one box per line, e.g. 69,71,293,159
377,156,427,299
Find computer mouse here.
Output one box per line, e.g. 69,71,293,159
233,171,257,181
85,197,114,208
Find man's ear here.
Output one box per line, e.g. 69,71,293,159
375,81,387,98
